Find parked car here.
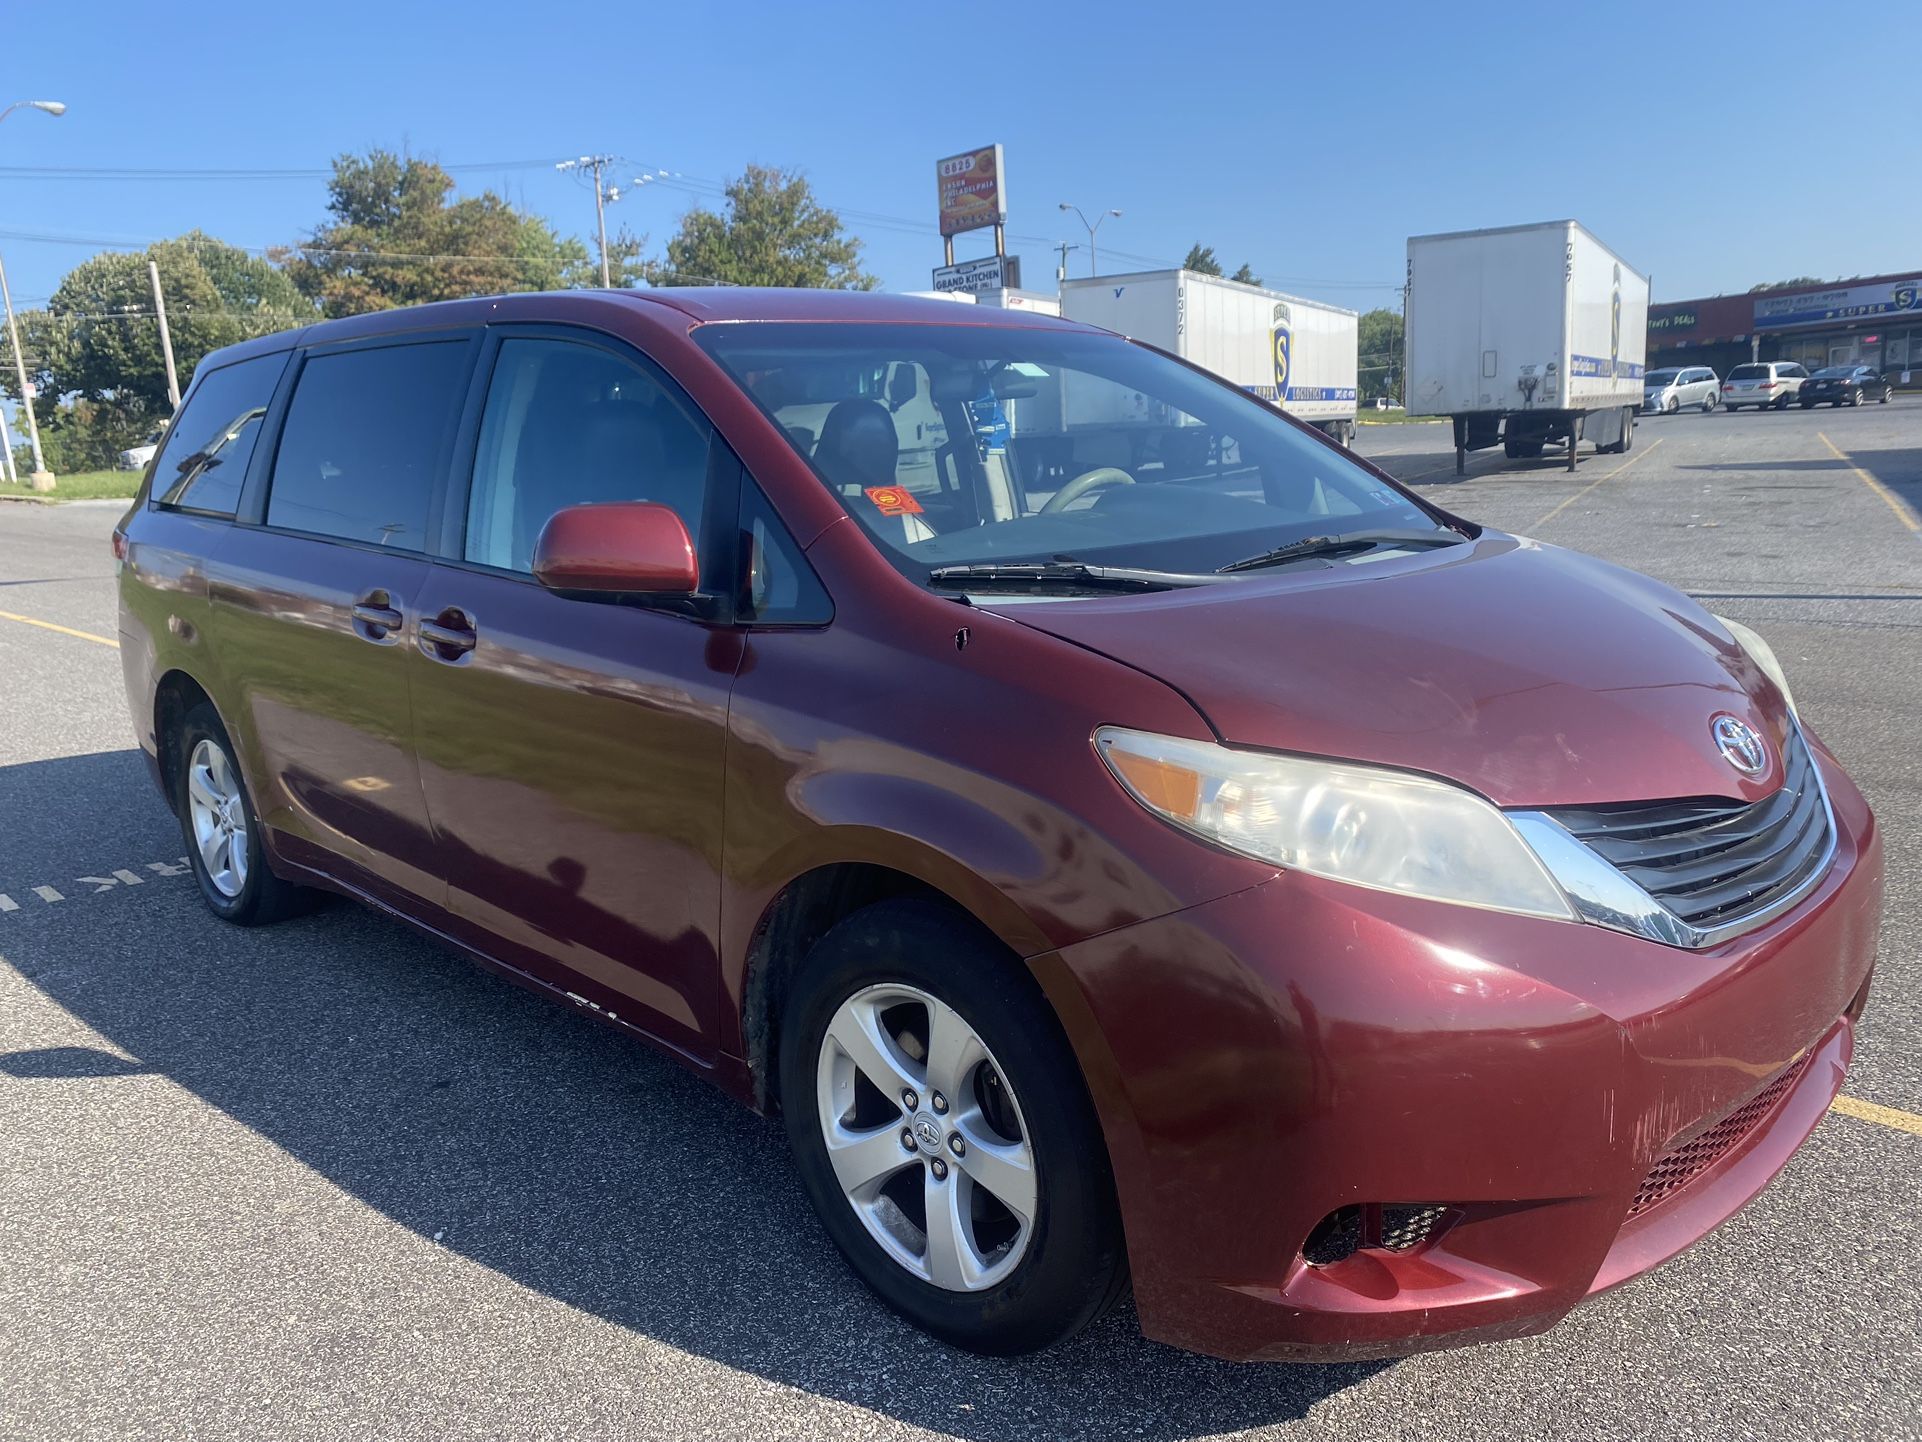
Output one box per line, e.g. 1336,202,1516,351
1643,365,1720,413
1722,361,1808,411
116,427,166,471
1799,365,1894,407
114,290,1881,1363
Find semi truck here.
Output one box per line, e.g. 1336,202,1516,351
1060,270,1361,446
1405,221,1649,473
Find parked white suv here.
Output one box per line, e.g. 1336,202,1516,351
1643,366,1720,413
1722,362,1807,412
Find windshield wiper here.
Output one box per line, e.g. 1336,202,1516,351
926,561,1226,592
1217,528,1466,575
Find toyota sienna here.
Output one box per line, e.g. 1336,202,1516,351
115,289,1881,1361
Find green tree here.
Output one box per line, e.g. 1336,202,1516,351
662,165,875,289
5,231,316,465
1182,244,1222,276
285,149,597,315
1230,262,1262,287
1356,307,1405,406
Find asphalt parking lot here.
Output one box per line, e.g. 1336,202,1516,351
2,400,1919,1442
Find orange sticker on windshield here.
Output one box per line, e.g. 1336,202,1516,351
864,485,924,517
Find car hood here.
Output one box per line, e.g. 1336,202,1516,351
989,534,1791,809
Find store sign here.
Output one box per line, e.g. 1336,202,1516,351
1754,278,1922,330
937,145,1007,238
1649,309,1698,331
932,254,1020,294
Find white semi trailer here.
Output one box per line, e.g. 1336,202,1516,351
1405,221,1649,473
1060,270,1361,445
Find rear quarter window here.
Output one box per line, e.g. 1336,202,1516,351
149,352,289,516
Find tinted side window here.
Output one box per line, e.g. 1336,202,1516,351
150,352,288,515
465,337,711,572
266,341,470,550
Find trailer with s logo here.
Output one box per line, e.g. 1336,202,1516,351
1405,220,1650,474
1060,270,1360,446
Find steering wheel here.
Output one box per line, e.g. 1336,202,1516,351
1041,466,1135,514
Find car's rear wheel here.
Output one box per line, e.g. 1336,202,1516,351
1851,387,1865,406
778,899,1127,1355
1880,387,1892,403
175,703,313,925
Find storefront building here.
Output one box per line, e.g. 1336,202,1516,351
1648,271,1922,387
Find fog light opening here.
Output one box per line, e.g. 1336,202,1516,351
1303,1202,1455,1268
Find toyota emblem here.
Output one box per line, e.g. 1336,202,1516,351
1711,715,1769,778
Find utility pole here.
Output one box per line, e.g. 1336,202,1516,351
558,155,619,287
0,248,51,489
1054,241,1080,286
149,260,180,410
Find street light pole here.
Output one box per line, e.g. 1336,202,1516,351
0,97,66,490
1059,203,1122,277
0,249,50,488
150,260,180,410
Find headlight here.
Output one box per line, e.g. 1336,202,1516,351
1094,727,1574,920
1713,615,1796,714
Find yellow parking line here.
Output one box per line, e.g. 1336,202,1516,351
1817,432,1920,532
1533,436,1666,528
0,608,119,648
1831,1094,1922,1137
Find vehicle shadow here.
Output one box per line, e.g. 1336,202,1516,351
0,748,1387,1442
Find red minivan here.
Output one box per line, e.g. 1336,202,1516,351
116,289,1881,1361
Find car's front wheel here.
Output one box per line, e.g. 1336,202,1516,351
174,703,313,925
779,899,1128,1355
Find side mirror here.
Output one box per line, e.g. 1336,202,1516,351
532,501,699,599
886,364,920,411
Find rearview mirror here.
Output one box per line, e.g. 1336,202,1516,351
532,501,699,599
886,364,920,411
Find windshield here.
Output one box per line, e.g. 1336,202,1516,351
697,321,1444,585
1645,369,1680,386
1812,366,1853,378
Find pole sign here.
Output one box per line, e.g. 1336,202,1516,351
932,254,1021,294
937,145,1007,238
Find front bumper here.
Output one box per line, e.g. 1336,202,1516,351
1799,387,1853,404
1038,737,1882,1361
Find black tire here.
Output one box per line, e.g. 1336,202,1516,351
1800,400,1815,409
1775,393,1791,410
1850,388,1865,407
1880,389,1891,403
1702,392,1717,413
1725,404,1740,413
778,899,1128,1355
174,703,314,925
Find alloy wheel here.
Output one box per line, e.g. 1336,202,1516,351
186,737,249,898
815,983,1036,1292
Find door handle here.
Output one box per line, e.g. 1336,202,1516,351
419,608,478,662
350,592,403,641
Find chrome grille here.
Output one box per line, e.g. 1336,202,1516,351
1541,726,1831,936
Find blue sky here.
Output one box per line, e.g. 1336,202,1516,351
2,1,1916,317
